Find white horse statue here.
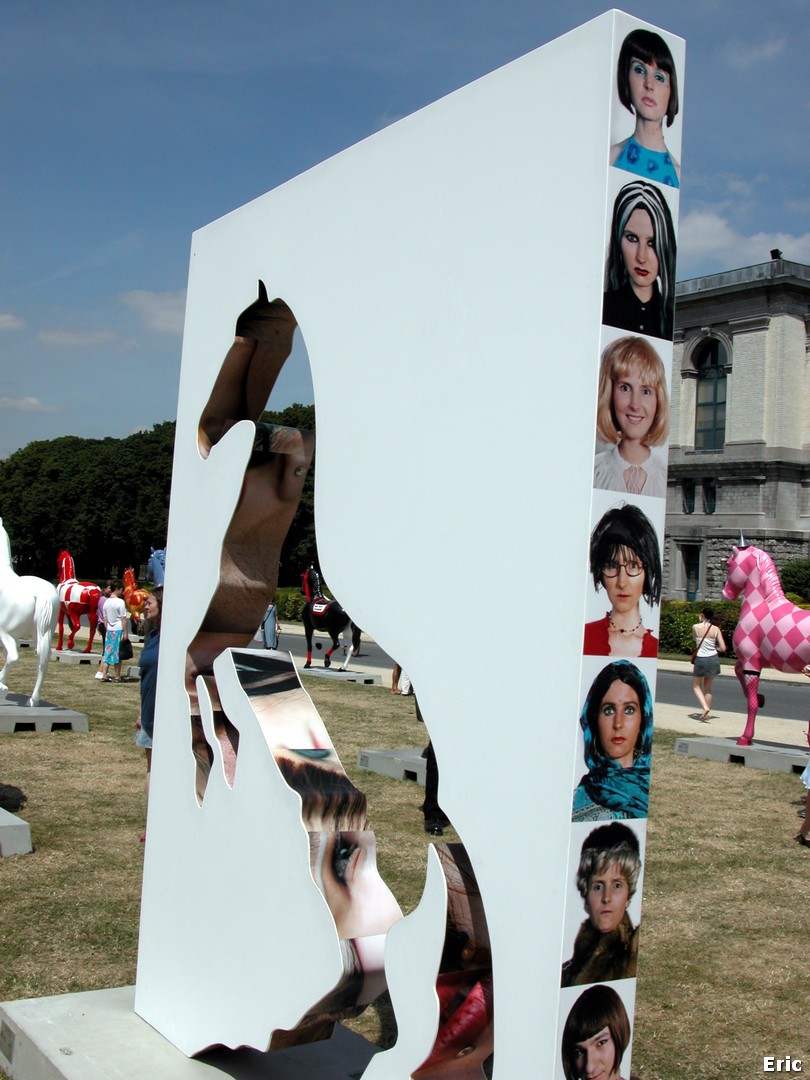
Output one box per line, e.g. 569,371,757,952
0,518,59,707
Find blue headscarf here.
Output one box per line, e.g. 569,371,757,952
573,660,653,819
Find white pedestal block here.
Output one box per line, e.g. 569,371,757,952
0,696,88,733
0,987,379,1080
0,807,32,857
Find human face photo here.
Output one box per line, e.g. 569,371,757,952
620,208,658,301
612,364,657,444
628,57,671,125
143,593,160,621
602,546,645,616
597,680,642,768
315,830,402,943
586,862,631,933
573,1026,619,1080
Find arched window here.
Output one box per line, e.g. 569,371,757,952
694,339,727,450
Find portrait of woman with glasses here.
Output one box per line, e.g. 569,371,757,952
583,503,661,658
572,660,653,822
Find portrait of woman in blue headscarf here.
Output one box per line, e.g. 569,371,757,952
572,660,653,822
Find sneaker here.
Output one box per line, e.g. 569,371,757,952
94,672,104,681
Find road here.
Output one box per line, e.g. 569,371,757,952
277,624,810,727
656,668,810,725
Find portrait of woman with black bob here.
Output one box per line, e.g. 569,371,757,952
603,180,676,341
561,822,641,986
561,984,632,1080
610,29,680,188
572,660,653,822
583,503,662,658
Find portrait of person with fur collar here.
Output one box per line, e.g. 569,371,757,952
561,822,641,987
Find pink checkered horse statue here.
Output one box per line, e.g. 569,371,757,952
722,542,810,746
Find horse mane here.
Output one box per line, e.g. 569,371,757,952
755,547,786,600
59,549,76,580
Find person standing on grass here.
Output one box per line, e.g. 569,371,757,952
96,580,128,683
136,587,162,842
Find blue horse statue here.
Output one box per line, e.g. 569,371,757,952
147,547,166,586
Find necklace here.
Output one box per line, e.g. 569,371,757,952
608,610,643,635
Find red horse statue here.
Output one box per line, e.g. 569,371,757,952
722,539,810,746
123,567,148,630
56,550,101,652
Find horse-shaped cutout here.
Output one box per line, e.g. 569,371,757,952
0,518,59,707
56,550,101,652
722,540,810,745
123,567,149,631
301,566,361,670
147,547,166,586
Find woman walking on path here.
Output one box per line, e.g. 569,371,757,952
691,607,726,721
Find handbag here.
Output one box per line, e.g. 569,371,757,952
691,624,711,665
119,637,134,661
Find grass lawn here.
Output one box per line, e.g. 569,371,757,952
0,647,806,1080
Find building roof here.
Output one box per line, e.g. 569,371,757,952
676,258,810,299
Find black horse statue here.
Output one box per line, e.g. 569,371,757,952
301,567,361,670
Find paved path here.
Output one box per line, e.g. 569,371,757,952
655,658,809,748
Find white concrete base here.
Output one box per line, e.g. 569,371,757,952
0,696,88,733
0,807,32,857
0,986,380,1080
50,651,101,665
674,735,810,774
299,667,380,685
357,747,426,785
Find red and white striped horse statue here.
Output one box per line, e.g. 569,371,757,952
56,550,101,652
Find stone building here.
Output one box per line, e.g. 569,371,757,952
665,257,810,599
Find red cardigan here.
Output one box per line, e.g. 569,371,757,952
583,615,658,658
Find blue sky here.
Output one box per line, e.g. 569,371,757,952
2,0,808,458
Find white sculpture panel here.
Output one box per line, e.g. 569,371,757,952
136,11,683,1078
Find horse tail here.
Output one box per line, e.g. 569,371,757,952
34,583,59,639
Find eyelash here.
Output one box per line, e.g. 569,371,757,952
331,832,357,886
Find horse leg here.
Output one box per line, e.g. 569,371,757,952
338,620,355,672
0,632,19,699
303,612,313,668
324,621,341,669
85,610,98,653
56,609,66,651
338,641,355,672
29,595,58,707
67,609,80,650
734,660,764,745
323,639,334,668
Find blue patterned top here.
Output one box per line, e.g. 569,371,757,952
613,136,679,189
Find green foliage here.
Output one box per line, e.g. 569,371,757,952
261,404,316,585
659,600,741,658
274,587,306,621
778,558,810,602
0,404,319,587
0,423,175,579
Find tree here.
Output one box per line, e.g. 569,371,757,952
779,558,810,602
0,424,175,579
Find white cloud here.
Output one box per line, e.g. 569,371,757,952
0,314,23,331
722,38,786,70
679,210,810,277
37,328,116,348
120,289,186,334
0,396,59,414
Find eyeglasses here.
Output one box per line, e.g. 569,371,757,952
602,560,644,578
